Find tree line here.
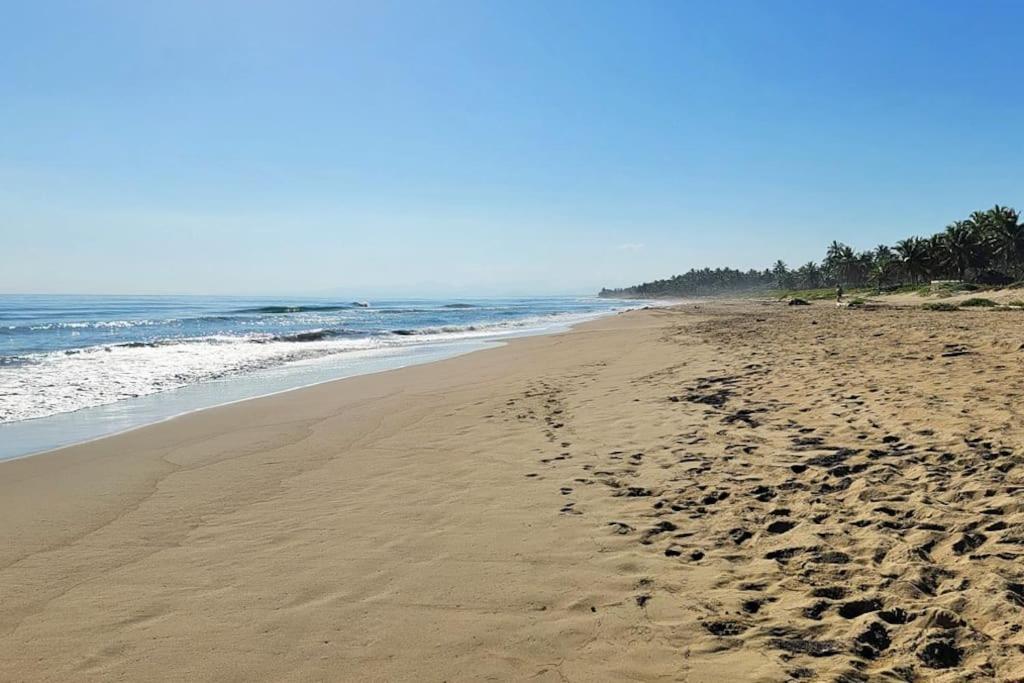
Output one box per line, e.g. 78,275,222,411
599,205,1024,298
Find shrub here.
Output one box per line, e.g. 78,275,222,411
1006,300,1024,308
922,302,959,311
931,281,977,295
778,288,840,301
959,298,997,307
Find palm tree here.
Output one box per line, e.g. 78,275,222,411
870,255,897,291
824,241,846,284
966,216,994,271
923,234,948,279
824,243,858,286
855,250,878,285
826,241,845,263
604,203,1023,298
970,209,992,234
943,221,980,280
771,260,792,289
796,262,822,289
894,237,927,283
984,206,1024,277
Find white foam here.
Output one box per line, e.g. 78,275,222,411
0,310,619,424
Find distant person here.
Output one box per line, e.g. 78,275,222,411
836,284,844,302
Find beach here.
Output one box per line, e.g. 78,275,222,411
3,301,1024,681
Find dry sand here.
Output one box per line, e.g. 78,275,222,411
3,303,1024,681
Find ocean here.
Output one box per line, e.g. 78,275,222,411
0,294,637,460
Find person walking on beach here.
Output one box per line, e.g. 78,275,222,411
835,283,844,302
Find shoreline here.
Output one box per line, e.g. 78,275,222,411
4,301,1023,680
0,348,470,465
0,337,501,464
0,305,638,462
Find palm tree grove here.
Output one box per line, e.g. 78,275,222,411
600,205,1024,298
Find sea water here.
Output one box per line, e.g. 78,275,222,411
0,295,637,460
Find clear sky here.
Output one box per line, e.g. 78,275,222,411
2,1,1022,296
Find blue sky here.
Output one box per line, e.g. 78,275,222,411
2,1,1022,296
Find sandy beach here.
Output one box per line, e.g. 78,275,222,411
3,302,1024,681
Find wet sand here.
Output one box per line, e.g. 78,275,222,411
2,303,1024,681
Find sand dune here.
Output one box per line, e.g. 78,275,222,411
2,303,1024,681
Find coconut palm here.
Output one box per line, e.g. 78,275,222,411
894,237,928,283
942,221,981,280
824,243,858,285
600,204,1023,299
795,262,822,289
771,260,792,289
824,241,847,284
870,255,897,291
984,206,1024,276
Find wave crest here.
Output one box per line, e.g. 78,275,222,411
231,304,354,314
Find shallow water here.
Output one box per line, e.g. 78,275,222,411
0,295,636,460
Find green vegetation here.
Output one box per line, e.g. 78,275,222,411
776,287,855,301
959,298,997,307
601,205,1024,299
922,302,960,311
891,283,933,296
774,283,929,302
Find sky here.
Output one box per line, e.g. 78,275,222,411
2,1,1023,296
